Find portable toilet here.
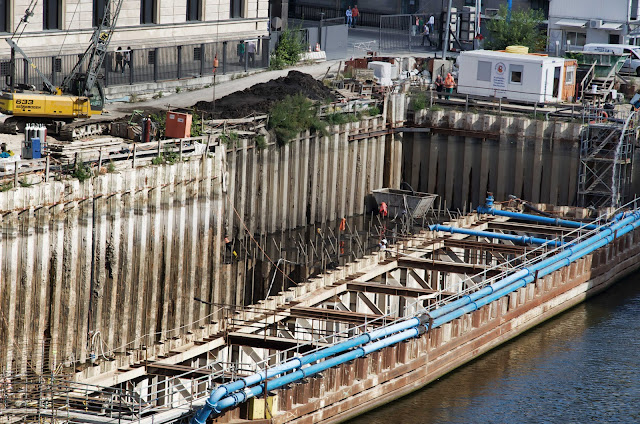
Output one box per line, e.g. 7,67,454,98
22,137,41,159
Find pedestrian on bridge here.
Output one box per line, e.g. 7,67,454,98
351,5,359,28
421,23,433,47
346,7,352,27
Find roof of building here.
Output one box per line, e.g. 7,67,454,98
460,50,565,64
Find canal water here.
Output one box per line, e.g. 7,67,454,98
347,272,640,424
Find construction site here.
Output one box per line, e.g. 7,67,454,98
3,0,640,423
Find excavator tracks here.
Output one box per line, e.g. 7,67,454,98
1,116,112,141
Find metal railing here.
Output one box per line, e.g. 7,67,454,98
0,38,269,92
289,4,382,27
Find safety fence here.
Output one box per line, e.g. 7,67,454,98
289,4,382,27
0,38,270,92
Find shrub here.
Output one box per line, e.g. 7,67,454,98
0,181,12,192
412,92,428,111
219,131,240,147
269,27,305,70
175,87,182,93
269,94,328,145
255,135,268,150
107,161,116,173
366,106,381,116
72,158,92,182
486,5,547,51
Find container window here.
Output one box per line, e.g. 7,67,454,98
565,66,575,84
477,60,491,81
509,64,523,84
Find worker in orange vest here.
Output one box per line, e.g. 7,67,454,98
379,202,388,217
444,72,456,100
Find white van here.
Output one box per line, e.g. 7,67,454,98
583,43,640,75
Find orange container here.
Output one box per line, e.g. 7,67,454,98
165,111,192,138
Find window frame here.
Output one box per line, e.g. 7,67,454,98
509,64,523,85
186,0,202,21
477,60,492,82
140,0,157,25
565,66,575,85
43,0,62,30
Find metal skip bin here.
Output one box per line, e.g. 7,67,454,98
372,188,438,218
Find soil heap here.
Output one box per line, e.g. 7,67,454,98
194,70,335,119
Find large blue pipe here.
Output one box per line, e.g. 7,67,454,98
212,327,425,412
477,195,599,230
429,224,564,247
429,210,638,321
191,315,430,423
430,211,640,327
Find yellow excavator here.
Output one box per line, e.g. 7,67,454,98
0,0,123,140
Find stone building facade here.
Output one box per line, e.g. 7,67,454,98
0,0,269,56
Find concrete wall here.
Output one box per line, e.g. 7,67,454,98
2,0,269,56
0,151,226,376
403,110,583,209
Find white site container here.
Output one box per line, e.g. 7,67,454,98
457,50,569,103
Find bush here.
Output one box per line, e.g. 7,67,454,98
366,106,381,116
269,94,328,145
19,178,32,187
72,158,92,182
486,5,547,51
191,110,203,137
219,131,240,147
107,161,116,173
255,135,268,150
0,181,12,192
150,113,166,138
412,92,428,111
269,27,305,70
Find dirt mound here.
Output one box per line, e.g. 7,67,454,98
194,70,335,119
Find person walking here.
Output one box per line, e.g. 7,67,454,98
428,15,435,34
444,72,456,100
123,47,132,74
351,5,359,28
345,6,352,27
421,22,432,47
434,74,444,99
115,47,124,73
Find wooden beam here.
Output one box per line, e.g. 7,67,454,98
397,257,505,276
345,281,455,297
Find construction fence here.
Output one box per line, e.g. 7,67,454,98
0,37,270,92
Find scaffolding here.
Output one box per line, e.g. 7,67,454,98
578,107,637,208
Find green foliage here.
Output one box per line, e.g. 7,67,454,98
150,113,166,138
429,105,443,112
269,94,328,145
151,155,165,165
152,91,164,99
164,147,179,164
412,92,428,111
175,87,182,93
269,27,305,70
324,112,359,125
72,158,92,182
19,178,32,187
485,5,546,51
255,135,268,150
366,106,381,116
190,110,203,137
0,181,12,191
219,131,240,147
129,93,139,103
107,161,116,173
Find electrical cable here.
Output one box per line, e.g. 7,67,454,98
57,0,83,59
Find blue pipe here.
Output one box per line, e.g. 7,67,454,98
430,211,640,327
213,327,425,413
477,195,599,230
429,224,564,247
428,210,637,321
192,315,430,423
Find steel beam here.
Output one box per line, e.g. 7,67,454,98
288,306,392,326
345,281,455,297
397,257,505,276
227,333,330,351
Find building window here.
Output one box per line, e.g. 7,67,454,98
93,0,107,27
510,64,523,84
141,0,156,24
0,0,8,33
187,0,202,21
230,0,244,18
44,0,61,30
565,31,586,47
565,66,575,84
477,61,491,82
609,34,621,44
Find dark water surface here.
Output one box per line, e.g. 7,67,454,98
347,273,640,424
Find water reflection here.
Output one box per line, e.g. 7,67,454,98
347,273,640,424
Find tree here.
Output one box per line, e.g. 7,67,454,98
485,5,547,51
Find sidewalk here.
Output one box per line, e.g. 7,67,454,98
109,59,343,117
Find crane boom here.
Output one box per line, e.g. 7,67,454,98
62,0,124,96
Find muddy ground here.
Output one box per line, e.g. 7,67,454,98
193,70,335,119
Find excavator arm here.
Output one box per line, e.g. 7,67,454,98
61,0,124,96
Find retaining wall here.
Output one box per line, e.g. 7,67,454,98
404,110,584,210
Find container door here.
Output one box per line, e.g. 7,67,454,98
553,66,561,99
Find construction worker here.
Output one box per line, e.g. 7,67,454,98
379,202,388,217
444,72,456,100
